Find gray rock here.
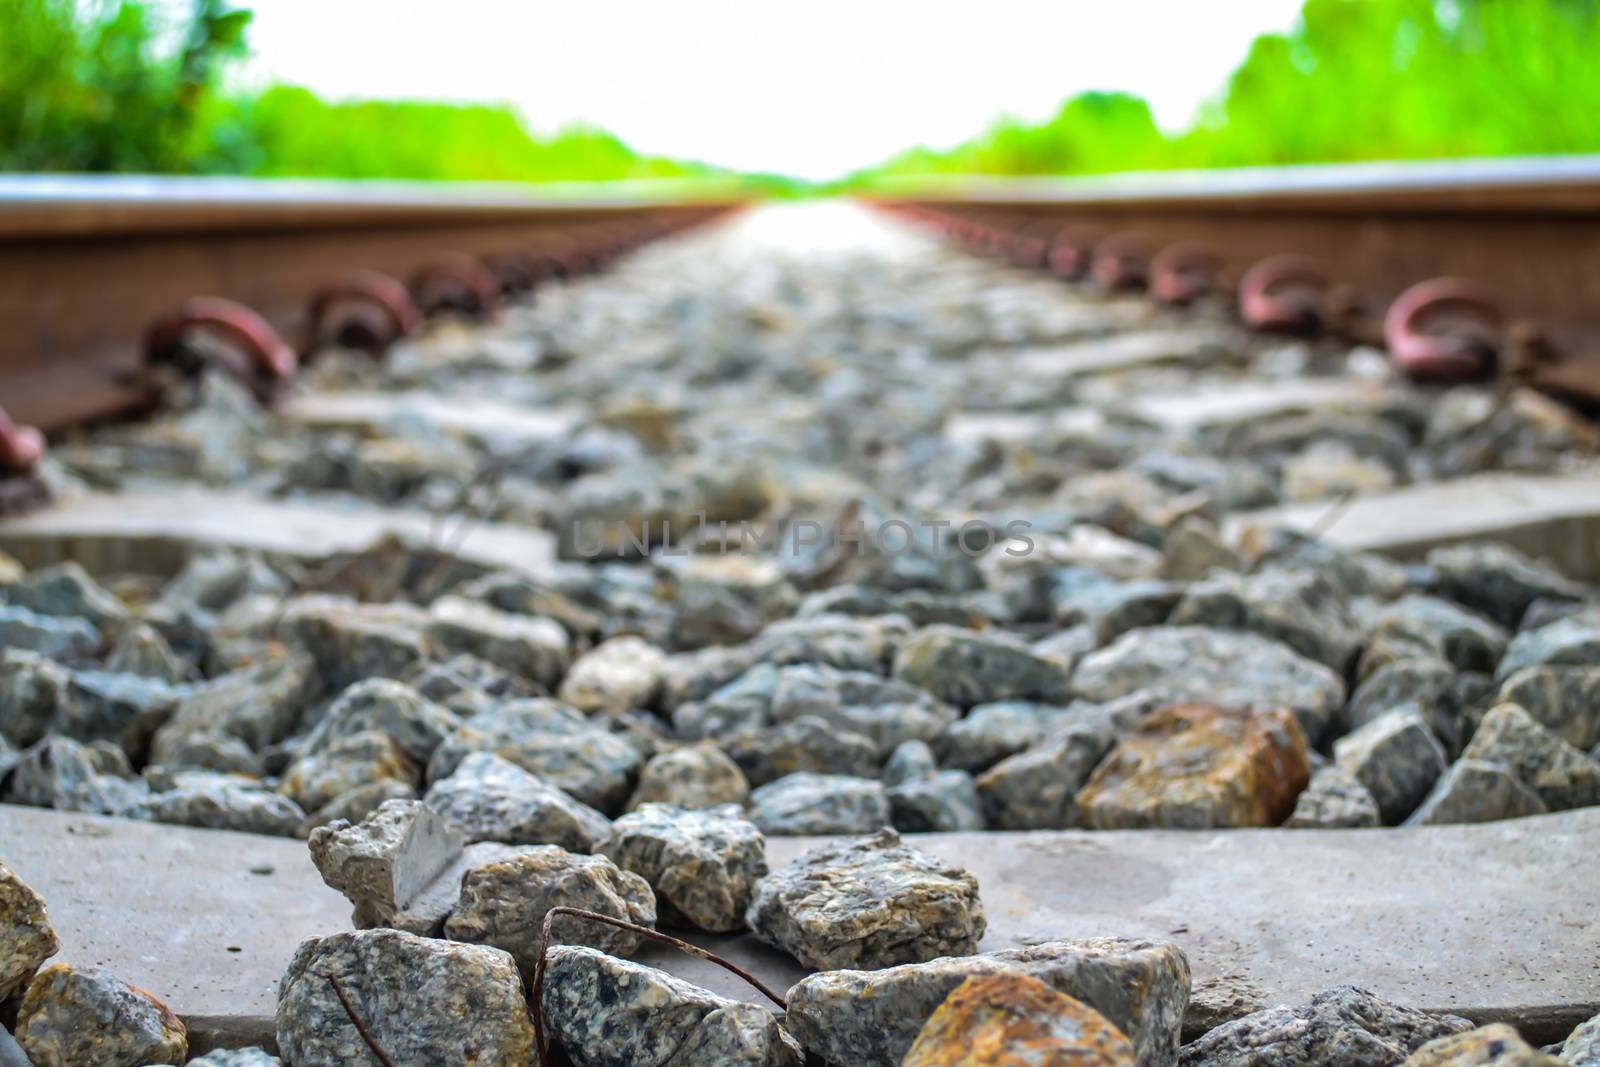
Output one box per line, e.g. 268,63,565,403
1461,703,1600,811
280,728,418,813
1334,707,1449,824
0,649,70,747
406,652,542,714
1052,567,1183,644
1404,758,1548,825
380,841,544,937
300,778,419,833
1362,595,1509,677
151,731,262,777
659,645,762,712
3,735,148,814
53,670,181,758
895,624,1075,707
558,634,667,715
975,718,1115,830
148,651,316,765
1563,1010,1600,1066
443,846,655,975
1403,1023,1560,1064
627,744,750,811
1347,658,1465,754
428,698,639,814
423,751,613,850
0,862,58,1001
746,828,984,970
1286,765,1382,829
276,928,536,1067
1030,624,1098,673
308,799,464,927
426,595,571,686
301,678,459,763
1177,985,1471,1066
541,945,794,1067
0,605,99,661
126,774,306,836
156,551,287,618
1498,612,1600,679
883,738,939,785
1427,542,1589,627
3,561,127,627
1494,665,1600,751
939,700,1071,773
1163,516,1246,581
1169,567,1362,672
725,714,881,786
277,594,433,689
662,1002,804,1067
747,772,890,835
784,937,1190,1067
770,663,957,755
14,962,187,1067
1245,528,1408,600
888,769,987,832
1072,626,1345,746
104,622,194,683
169,1050,282,1067
599,803,767,932
742,614,908,671
671,662,780,742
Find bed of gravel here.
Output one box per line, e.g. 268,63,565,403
3,206,1600,1064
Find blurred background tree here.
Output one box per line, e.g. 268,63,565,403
0,0,706,180
3,0,1598,183
853,0,1600,182
0,0,248,170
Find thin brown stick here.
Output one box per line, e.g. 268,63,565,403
529,906,789,1066
328,974,399,1067
1307,488,1356,539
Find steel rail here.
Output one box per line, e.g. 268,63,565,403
0,175,746,441
863,156,1600,407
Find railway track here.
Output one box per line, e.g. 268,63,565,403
0,170,1598,1063
0,175,742,445
869,156,1600,409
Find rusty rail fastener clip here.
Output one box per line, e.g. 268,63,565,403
143,296,297,404
1151,242,1223,306
1091,233,1151,292
1384,277,1504,382
308,270,421,357
409,254,501,318
1238,254,1331,335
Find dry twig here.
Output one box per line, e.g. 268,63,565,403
328,974,400,1067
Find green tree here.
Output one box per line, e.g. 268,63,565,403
0,0,250,171
851,0,1600,183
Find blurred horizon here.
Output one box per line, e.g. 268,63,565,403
4,0,1600,189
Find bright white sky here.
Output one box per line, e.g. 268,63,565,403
236,0,1304,180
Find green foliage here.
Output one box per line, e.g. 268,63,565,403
854,0,1600,182
868,93,1167,180
0,0,250,171
205,86,704,182
1,0,708,181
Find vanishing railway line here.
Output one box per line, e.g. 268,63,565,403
1,163,1599,1063
5,158,1600,491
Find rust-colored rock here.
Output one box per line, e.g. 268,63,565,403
903,972,1136,1066
1076,705,1311,829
